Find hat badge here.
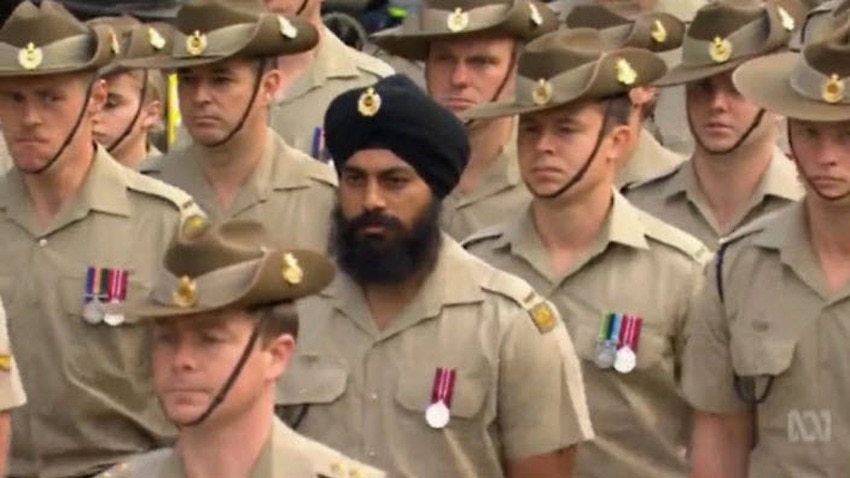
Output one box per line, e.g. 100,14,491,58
778,6,795,32
650,19,667,44
447,8,470,33
278,16,298,39
172,276,198,308
528,3,543,27
186,30,208,56
532,78,553,106
281,253,304,285
709,36,732,63
821,74,845,104
148,27,167,51
17,43,43,71
109,30,121,55
358,87,382,117
615,58,637,86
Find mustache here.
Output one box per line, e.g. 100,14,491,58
346,210,405,234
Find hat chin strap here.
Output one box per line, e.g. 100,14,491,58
787,121,850,202
26,76,98,176
535,101,613,200
107,71,150,155
460,44,519,131
296,0,309,16
181,322,262,428
688,107,766,156
206,59,267,149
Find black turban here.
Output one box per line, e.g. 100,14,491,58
323,74,470,199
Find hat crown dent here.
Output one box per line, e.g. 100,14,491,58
687,0,773,42
166,220,271,278
0,0,91,48
519,28,608,79
176,0,262,36
805,21,850,80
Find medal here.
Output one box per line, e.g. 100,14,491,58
614,315,643,374
82,267,107,324
425,367,456,429
103,269,128,327
83,298,103,324
594,313,623,369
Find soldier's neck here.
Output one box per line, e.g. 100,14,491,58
111,135,148,171
197,126,268,213
456,117,514,194
691,135,775,233
24,139,95,228
363,271,429,331
176,401,273,478
805,198,850,293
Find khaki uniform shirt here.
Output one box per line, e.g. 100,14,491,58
276,238,594,478
0,148,198,478
623,148,803,250
0,134,12,175
0,299,25,412
683,202,850,477
137,145,163,175
148,130,337,250
269,30,393,161
616,128,686,191
463,192,710,478
97,418,385,478
442,140,530,241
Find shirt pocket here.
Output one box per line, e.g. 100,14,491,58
58,274,151,381
574,322,671,371
394,369,490,426
277,353,348,406
730,332,797,378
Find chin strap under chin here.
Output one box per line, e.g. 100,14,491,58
536,100,614,200
182,323,262,427
462,45,519,130
27,75,98,175
107,71,150,155
206,59,268,149
688,107,766,156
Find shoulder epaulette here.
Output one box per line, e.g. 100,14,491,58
638,210,712,264
123,167,197,213
479,267,558,334
352,49,395,78
460,224,506,250
621,161,682,193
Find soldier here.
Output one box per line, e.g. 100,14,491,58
564,4,688,189
97,219,384,478
0,299,26,477
262,0,394,160
623,0,804,250
89,17,171,172
685,19,850,478
0,1,202,476
276,74,594,477
462,28,710,478
372,0,558,240
127,0,338,250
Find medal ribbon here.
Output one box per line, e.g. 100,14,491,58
108,269,128,303
430,367,457,407
597,313,612,342
85,267,96,302
98,268,109,301
608,313,623,344
619,315,643,351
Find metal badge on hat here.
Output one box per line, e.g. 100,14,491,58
148,27,167,50
650,20,667,44
528,3,543,26
278,16,298,39
186,30,208,56
532,78,552,106
778,6,795,32
709,36,732,63
822,74,845,104
281,253,303,285
17,43,43,71
173,276,198,308
616,58,637,86
447,7,470,33
358,87,381,117
110,30,121,55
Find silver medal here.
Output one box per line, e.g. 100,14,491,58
594,341,617,369
82,299,104,324
425,401,451,429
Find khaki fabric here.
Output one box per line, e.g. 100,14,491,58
0,147,199,478
148,129,336,250
136,145,163,176
464,192,709,478
442,137,530,241
97,418,385,478
276,238,594,478
0,299,25,412
683,202,850,477
0,133,12,175
623,147,803,250
269,30,394,161
616,128,687,190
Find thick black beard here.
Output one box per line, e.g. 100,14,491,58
331,201,443,285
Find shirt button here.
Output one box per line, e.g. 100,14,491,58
367,451,377,458
37,238,47,247
369,392,378,401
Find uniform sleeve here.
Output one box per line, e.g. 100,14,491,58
0,298,25,411
498,299,594,460
681,258,750,414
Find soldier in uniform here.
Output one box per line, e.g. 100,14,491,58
0,1,202,476
97,219,384,478
128,0,338,250
372,0,558,241
461,28,710,478
564,4,688,189
262,0,394,160
276,74,594,477
0,299,26,477
89,16,171,172
623,0,803,250
685,19,850,478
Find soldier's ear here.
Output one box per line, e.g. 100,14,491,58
87,78,108,115
265,332,295,381
260,67,282,106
